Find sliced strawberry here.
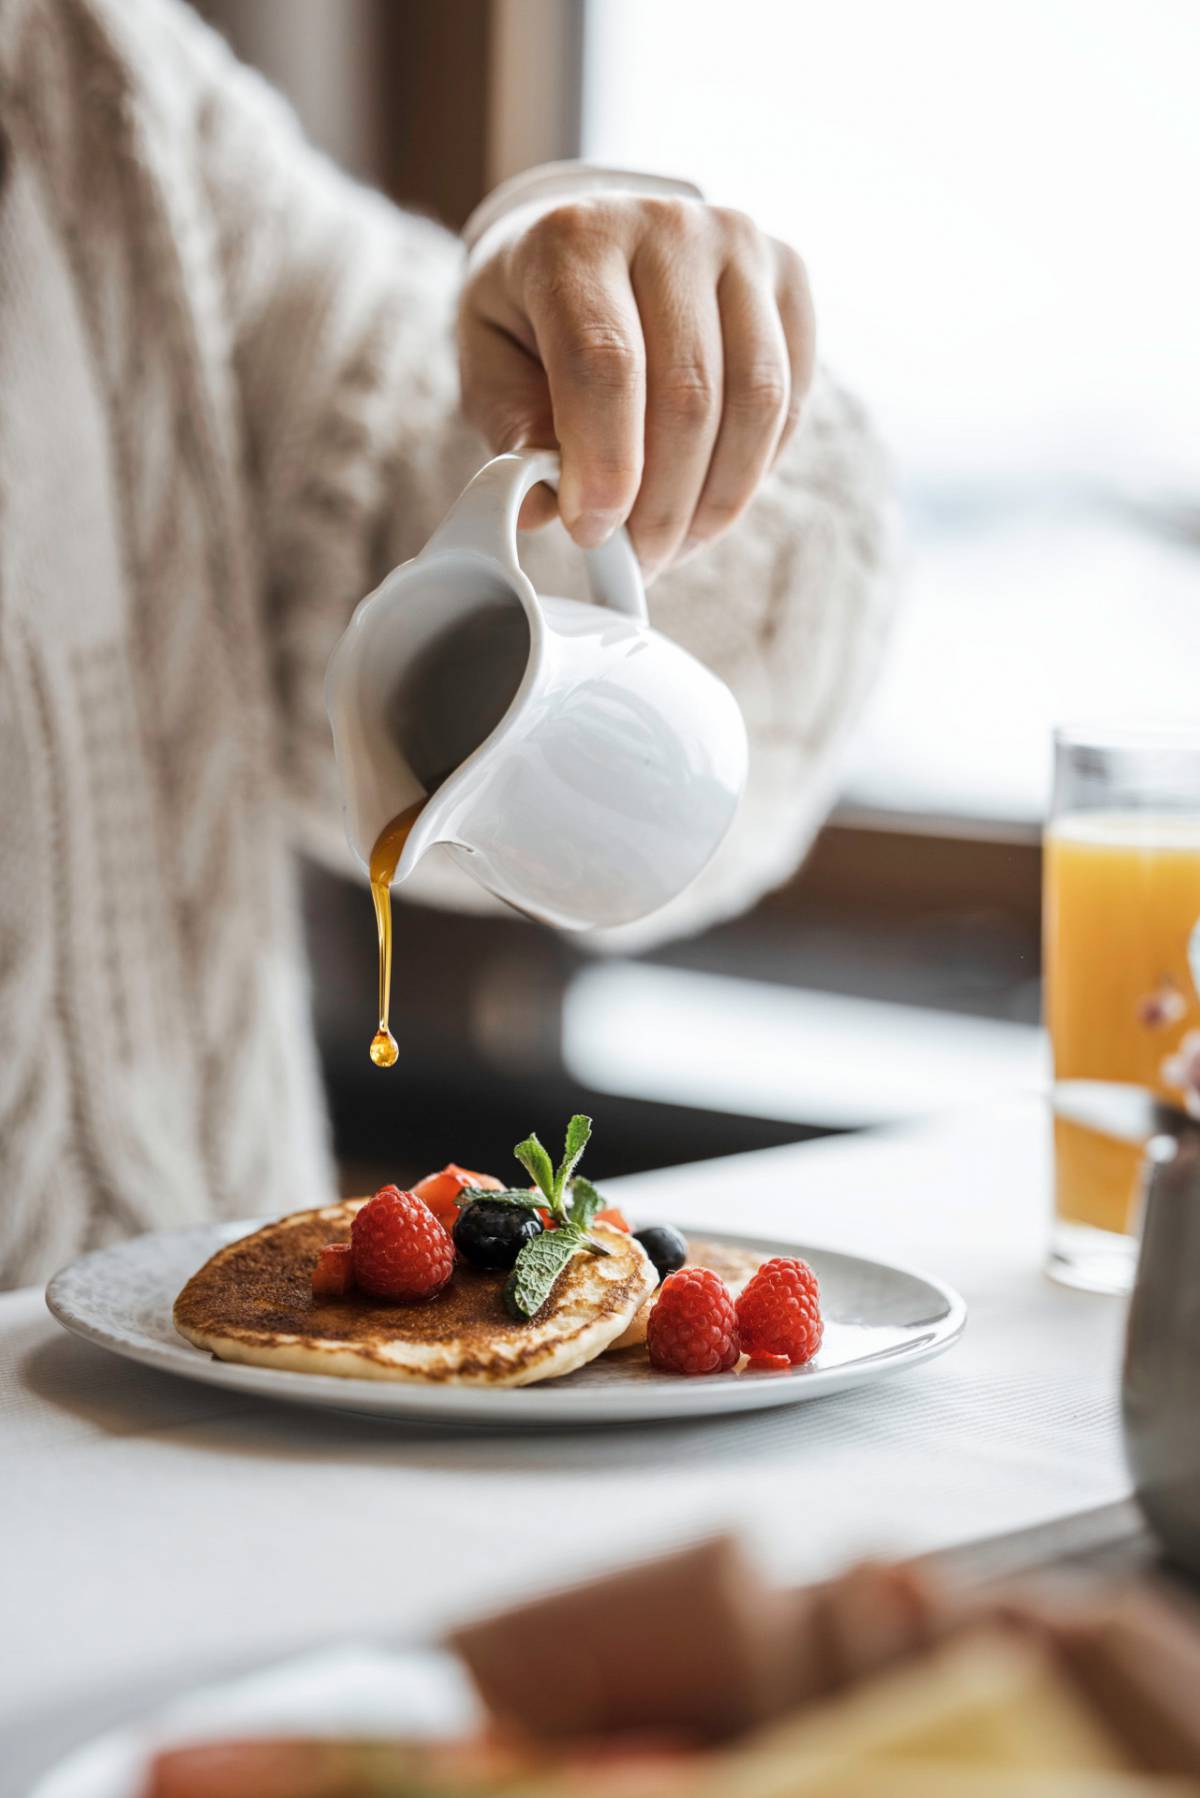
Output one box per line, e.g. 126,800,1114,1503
541,1201,626,1233
412,1164,502,1231
311,1241,353,1299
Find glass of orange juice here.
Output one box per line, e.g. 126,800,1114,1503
1045,725,1200,1293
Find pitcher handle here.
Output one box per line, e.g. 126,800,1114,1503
421,449,649,624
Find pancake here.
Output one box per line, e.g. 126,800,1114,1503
173,1201,656,1387
606,1237,761,1352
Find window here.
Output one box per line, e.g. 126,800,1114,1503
584,0,1200,825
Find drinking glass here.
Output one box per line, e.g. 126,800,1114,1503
1044,725,1200,1293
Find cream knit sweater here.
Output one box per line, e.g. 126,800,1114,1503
0,0,893,1287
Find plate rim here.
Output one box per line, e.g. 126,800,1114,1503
45,1219,967,1425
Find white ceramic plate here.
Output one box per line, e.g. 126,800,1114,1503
45,1220,966,1426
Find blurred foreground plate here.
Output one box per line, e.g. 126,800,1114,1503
46,1222,965,1426
30,1644,477,1798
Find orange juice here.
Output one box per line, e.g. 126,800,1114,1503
1045,814,1200,1236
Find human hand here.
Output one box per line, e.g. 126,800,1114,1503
459,195,815,580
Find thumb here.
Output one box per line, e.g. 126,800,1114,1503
459,314,559,530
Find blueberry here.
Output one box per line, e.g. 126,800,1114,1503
453,1199,544,1272
633,1224,688,1283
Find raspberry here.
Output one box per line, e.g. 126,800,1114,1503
351,1185,455,1301
647,1267,740,1376
736,1257,823,1366
311,1241,354,1299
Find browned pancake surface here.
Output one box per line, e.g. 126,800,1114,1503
174,1202,655,1382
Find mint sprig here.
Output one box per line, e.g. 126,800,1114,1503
454,1186,545,1214
501,1115,614,1319
514,1134,556,1203
504,1228,587,1320
567,1174,605,1235
513,1116,595,1223
556,1114,592,1196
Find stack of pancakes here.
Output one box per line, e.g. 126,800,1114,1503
174,1200,759,1388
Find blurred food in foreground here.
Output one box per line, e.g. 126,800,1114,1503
146,1538,1200,1796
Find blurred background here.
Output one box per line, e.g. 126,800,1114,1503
195,0,1198,1187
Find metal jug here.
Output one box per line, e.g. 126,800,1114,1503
1122,1129,1200,1575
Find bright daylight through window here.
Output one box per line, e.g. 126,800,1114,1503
584,0,1200,823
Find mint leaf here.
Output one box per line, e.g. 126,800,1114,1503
555,1114,593,1200
569,1174,605,1234
513,1134,556,1206
504,1228,586,1319
454,1186,544,1213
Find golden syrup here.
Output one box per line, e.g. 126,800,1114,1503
367,798,426,1068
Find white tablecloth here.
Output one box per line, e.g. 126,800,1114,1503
0,1101,1131,1749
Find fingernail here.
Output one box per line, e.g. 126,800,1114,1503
677,537,704,565
569,509,623,549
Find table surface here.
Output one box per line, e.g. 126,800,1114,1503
0,1099,1134,1767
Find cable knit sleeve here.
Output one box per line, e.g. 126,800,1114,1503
163,0,895,942
142,4,483,865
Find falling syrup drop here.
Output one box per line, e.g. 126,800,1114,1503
366,798,426,1069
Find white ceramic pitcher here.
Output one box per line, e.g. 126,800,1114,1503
324,450,747,931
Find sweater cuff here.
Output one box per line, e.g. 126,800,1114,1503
463,160,704,250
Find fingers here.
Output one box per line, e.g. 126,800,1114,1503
771,240,817,466
684,261,790,556
458,311,554,456
515,209,646,547
624,230,724,577
457,312,559,530
460,200,816,567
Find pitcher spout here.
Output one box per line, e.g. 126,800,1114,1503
325,550,540,874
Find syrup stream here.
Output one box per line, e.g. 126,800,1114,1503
367,798,426,1068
